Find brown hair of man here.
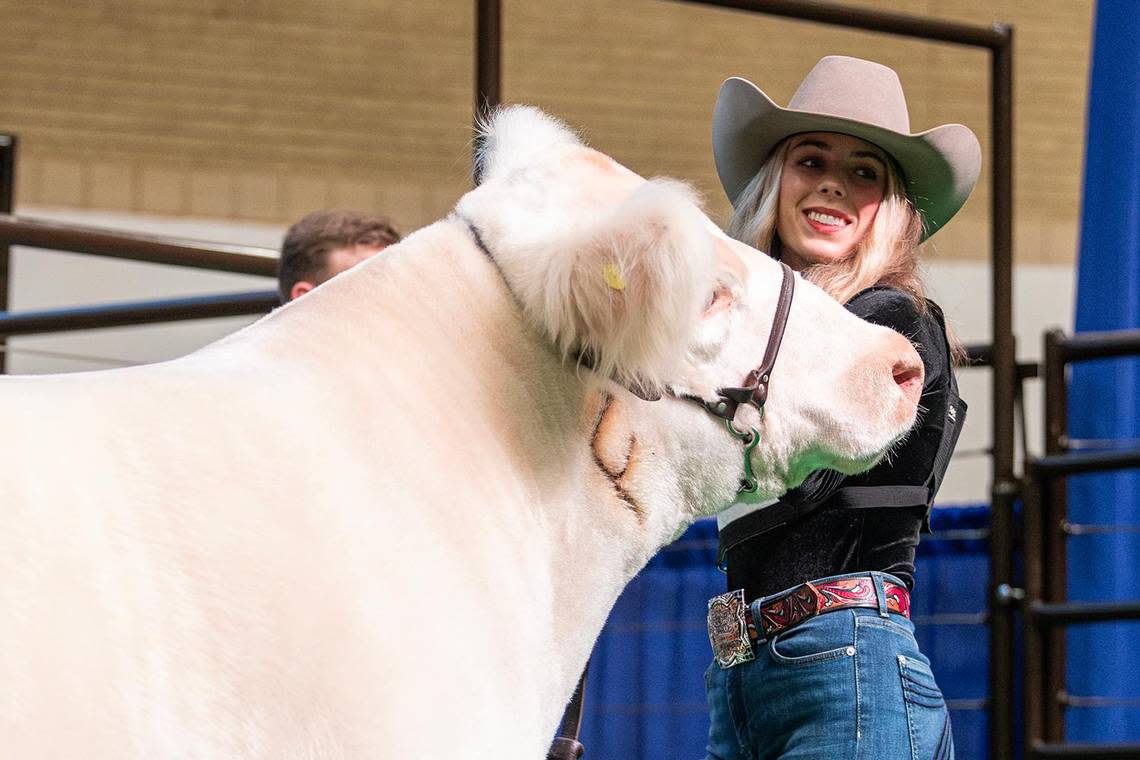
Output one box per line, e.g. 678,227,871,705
277,209,401,302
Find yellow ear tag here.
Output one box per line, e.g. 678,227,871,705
603,263,626,291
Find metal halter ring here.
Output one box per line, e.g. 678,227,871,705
725,420,761,495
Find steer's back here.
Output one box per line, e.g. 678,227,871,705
0,221,566,758
0,360,403,756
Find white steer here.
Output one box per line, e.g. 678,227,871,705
0,107,923,759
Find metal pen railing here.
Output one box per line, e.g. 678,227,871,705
0,135,16,371
1023,327,1140,759
0,140,278,365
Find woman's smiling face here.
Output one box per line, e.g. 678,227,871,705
776,132,889,271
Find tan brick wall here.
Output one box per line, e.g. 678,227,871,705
0,0,1092,264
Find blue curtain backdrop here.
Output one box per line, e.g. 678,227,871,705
1067,0,1140,743
581,507,990,759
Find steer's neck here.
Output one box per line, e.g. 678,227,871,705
236,218,731,744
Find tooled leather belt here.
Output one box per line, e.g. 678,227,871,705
706,575,910,669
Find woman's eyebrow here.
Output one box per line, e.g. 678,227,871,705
792,138,830,151
854,150,887,166
791,139,887,167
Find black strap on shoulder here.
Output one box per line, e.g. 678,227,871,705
829,485,931,509
547,662,588,760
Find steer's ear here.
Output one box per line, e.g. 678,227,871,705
534,178,716,397
474,105,582,185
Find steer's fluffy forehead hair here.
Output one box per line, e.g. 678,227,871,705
460,104,719,397
474,105,583,185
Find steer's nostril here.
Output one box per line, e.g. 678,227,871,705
892,361,924,395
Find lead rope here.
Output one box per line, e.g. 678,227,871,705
547,662,588,759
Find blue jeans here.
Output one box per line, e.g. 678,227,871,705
704,572,954,759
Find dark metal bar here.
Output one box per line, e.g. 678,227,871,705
989,27,1019,760
1017,371,1032,474
476,0,501,115
963,342,990,365
1043,328,1069,742
674,0,1008,48
1029,600,1140,626
1032,742,1140,759
1057,328,1140,362
0,291,278,337
1023,472,1048,753
1031,449,1140,479
0,137,13,215
947,698,991,711
963,341,1039,378
0,215,277,277
930,527,992,541
912,612,990,626
1062,694,1140,708
0,134,15,373
1064,522,1140,535
1068,438,1140,450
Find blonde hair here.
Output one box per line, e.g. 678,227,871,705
727,134,966,362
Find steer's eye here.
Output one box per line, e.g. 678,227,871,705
702,285,735,319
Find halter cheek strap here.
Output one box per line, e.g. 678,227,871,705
680,261,795,423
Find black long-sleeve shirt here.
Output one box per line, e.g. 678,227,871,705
721,285,957,600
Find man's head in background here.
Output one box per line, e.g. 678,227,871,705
277,209,401,302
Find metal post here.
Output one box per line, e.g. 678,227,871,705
1043,329,1069,743
0,134,15,373
475,0,501,117
988,25,1018,760
473,0,501,179
1024,463,1046,759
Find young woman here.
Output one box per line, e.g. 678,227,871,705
703,56,981,759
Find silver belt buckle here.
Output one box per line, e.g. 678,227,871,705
707,589,755,669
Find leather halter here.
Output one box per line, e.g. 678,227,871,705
679,261,795,425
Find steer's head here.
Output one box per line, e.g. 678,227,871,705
456,106,923,515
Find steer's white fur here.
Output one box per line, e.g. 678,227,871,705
513,178,711,394
0,106,921,758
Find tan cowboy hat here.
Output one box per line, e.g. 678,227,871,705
712,55,981,240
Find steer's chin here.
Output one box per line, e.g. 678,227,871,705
830,416,917,476
830,451,889,477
